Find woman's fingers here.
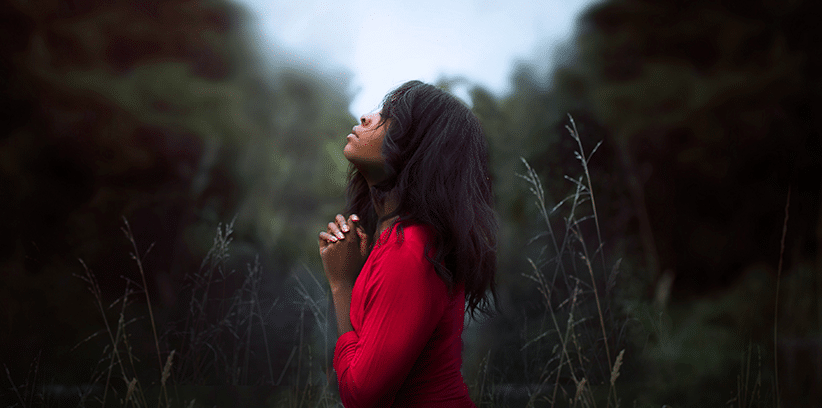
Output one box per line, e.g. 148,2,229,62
347,213,359,227
329,213,361,240
319,231,338,243
335,214,349,233
327,221,344,240
322,213,361,245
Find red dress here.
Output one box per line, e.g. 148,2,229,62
333,221,476,407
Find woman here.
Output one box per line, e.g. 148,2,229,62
318,80,497,407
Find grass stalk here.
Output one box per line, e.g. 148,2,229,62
4,362,29,408
773,187,790,408
121,219,162,365
566,116,613,376
76,260,139,407
566,115,607,276
121,217,169,407
516,115,624,408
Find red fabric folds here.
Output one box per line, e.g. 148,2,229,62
333,222,476,407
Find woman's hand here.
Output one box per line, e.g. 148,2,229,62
318,214,369,291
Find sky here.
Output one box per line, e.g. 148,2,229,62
235,0,599,116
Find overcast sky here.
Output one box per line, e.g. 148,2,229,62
235,0,599,116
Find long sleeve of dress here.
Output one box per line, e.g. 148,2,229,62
333,225,451,407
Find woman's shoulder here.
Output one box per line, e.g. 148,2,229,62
374,220,434,257
366,221,445,292
392,221,433,245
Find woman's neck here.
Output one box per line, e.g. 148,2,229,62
360,163,400,236
371,189,400,237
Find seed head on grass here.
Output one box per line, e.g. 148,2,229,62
574,377,588,403
124,377,137,406
161,350,175,387
609,349,624,387
513,115,629,408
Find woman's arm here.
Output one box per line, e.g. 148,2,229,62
333,228,449,407
319,213,368,337
330,284,353,336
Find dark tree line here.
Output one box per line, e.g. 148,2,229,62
1,0,819,406
1,0,354,394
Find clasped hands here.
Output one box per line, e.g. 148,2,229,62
318,214,369,291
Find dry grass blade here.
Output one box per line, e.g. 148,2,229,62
74,259,133,408
606,259,622,296
609,349,624,387
518,156,561,255
475,349,491,405
161,350,175,387
566,114,607,276
521,329,556,352
515,115,626,408
124,377,137,407
121,217,163,373
574,377,587,404
607,348,625,408
773,187,790,408
4,363,27,407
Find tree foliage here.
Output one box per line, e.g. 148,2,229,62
466,1,820,405
0,0,354,387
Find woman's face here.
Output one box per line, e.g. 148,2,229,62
344,111,388,177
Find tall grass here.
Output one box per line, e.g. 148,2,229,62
13,113,624,408
19,217,333,407
168,217,278,386
474,115,626,408
4,115,807,407
498,116,804,408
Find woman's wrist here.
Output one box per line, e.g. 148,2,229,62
330,281,354,296
330,282,354,336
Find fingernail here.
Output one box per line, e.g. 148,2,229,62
330,237,337,242
351,214,359,221
336,232,344,239
342,224,349,232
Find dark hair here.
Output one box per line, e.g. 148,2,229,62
345,80,498,319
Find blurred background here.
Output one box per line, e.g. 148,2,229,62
1,0,819,407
